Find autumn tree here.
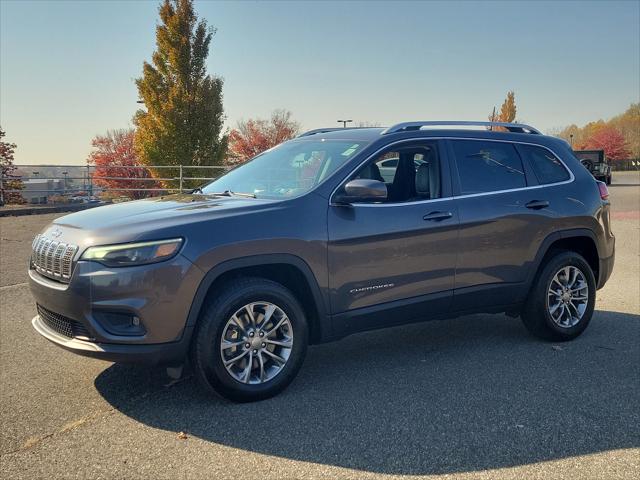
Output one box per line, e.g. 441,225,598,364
134,0,226,182
607,103,639,158
227,110,300,165
555,104,639,158
489,91,517,131
87,129,159,199
0,127,24,205
582,126,631,161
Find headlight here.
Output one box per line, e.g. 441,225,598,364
81,238,183,267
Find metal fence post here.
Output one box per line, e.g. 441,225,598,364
179,165,183,193
87,165,93,197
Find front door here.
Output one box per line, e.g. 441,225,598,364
328,140,458,335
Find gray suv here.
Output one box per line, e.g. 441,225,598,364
29,121,615,402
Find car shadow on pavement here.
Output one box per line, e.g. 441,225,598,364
95,310,640,475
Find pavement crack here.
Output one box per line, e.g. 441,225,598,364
3,376,191,457
0,282,28,290
4,408,118,456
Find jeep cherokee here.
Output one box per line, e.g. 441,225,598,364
29,121,615,402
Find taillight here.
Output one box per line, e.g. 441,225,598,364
597,181,609,200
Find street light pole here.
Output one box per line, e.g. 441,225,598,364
570,134,574,148
337,119,353,128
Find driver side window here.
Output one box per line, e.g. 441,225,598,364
350,143,441,203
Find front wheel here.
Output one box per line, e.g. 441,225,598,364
191,277,308,402
521,251,596,341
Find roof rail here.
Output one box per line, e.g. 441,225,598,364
297,128,345,137
297,127,376,138
381,121,542,135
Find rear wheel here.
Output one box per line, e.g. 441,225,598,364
192,277,308,402
521,251,596,341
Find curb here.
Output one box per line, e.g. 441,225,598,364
0,203,103,217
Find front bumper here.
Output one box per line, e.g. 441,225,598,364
32,314,192,365
29,253,205,364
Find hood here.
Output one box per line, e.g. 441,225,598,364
42,194,279,248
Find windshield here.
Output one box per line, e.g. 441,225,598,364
202,140,366,199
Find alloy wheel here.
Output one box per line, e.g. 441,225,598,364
219,302,293,384
547,266,589,328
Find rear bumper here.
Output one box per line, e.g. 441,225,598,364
32,314,193,365
597,253,615,289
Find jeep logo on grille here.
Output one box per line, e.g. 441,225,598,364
50,228,63,238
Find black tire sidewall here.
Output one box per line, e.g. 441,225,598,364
530,252,596,340
193,279,308,402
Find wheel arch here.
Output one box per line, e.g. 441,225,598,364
185,254,330,345
526,229,600,292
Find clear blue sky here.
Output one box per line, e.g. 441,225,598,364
1,0,639,165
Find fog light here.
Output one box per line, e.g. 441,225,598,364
93,311,146,336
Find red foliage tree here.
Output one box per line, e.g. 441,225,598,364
87,129,159,199
0,127,25,205
581,126,631,161
227,110,300,165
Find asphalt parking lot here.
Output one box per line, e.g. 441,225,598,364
1,177,638,479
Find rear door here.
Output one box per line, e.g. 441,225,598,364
448,138,563,310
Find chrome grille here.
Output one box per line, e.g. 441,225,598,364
31,234,78,282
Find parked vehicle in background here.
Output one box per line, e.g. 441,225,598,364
28,121,615,402
574,149,612,185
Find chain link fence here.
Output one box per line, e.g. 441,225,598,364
1,164,230,205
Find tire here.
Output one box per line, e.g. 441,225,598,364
521,251,596,342
191,277,308,402
606,175,612,185
580,159,594,173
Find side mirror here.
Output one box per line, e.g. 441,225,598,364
333,179,387,205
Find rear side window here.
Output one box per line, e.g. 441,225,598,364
519,144,570,184
451,140,526,194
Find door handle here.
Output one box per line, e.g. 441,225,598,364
423,211,453,221
525,200,549,210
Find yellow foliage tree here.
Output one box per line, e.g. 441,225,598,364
134,0,226,187
489,91,517,131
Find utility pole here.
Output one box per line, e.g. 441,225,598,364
337,119,353,128
570,134,574,148
490,107,496,131
62,171,68,196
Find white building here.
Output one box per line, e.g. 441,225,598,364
21,179,65,204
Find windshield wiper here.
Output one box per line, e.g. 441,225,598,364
209,190,257,199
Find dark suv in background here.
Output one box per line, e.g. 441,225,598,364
29,121,615,402
575,149,612,185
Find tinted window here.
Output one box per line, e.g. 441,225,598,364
452,140,526,194
352,144,441,202
380,159,398,168
520,145,570,184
